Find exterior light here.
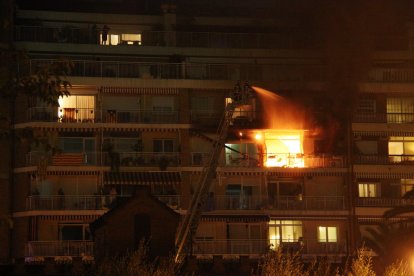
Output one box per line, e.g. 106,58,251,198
255,133,262,140
239,132,243,137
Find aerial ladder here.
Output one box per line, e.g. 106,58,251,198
174,81,254,264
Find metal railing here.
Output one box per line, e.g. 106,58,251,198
355,197,414,207
26,195,109,210
26,194,181,210
104,151,180,167
353,112,414,123
22,59,326,82
224,153,344,168
210,195,345,210
368,68,414,83
15,25,317,50
26,107,179,124
267,196,346,210
354,155,414,165
192,239,347,256
25,241,94,257
26,151,98,166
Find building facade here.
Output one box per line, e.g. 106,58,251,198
3,0,414,272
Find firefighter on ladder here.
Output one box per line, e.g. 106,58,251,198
231,81,252,102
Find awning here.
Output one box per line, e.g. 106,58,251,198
201,214,269,222
104,171,181,185
101,87,179,95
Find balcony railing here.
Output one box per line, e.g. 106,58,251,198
26,107,179,124
192,239,347,256
354,155,414,165
224,153,344,168
353,113,414,123
266,196,346,210
26,151,98,166
368,68,414,83
26,195,110,210
355,197,414,207
210,196,346,210
15,25,317,50
104,152,181,167
22,59,326,82
26,195,181,210
25,241,94,257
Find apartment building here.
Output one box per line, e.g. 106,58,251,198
3,0,414,272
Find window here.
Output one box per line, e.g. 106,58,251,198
268,220,303,249
100,34,119,45
388,136,414,163
153,139,174,152
387,97,414,123
121,34,142,45
59,224,91,240
318,226,337,243
60,137,95,153
58,95,95,122
358,183,379,197
400,179,414,197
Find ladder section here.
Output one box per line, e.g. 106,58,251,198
174,82,253,263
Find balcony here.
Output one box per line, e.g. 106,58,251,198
354,155,414,165
15,25,317,50
210,196,345,211
22,59,326,82
25,241,94,258
26,107,179,124
192,239,347,257
105,152,181,167
355,197,414,207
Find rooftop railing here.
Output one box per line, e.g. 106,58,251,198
25,241,94,257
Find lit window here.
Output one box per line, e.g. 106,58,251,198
387,97,414,123
121,33,142,45
358,183,379,198
268,220,303,249
318,226,337,243
58,95,95,123
388,136,414,163
400,179,414,197
100,34,119,45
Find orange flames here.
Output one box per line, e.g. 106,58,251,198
248,86,307,168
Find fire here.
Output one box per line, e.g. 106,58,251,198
255,130,304,168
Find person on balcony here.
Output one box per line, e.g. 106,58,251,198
102,25,110,45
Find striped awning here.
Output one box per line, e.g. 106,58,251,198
104,171,181,185
201,214,269,222
353,131,414,137
101,87,179,95
355,172,414,179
